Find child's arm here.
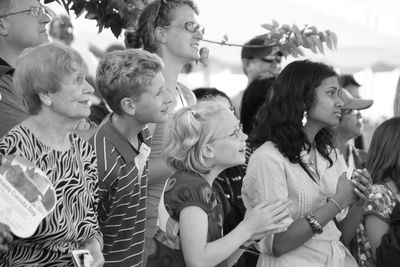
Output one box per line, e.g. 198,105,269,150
365,214,390,259
180,201,290,267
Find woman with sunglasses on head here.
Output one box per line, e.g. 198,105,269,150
147,101,291,267
126,0,203,262
242,60,372,267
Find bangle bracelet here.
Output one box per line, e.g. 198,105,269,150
329,197,343,213
305,212,323,234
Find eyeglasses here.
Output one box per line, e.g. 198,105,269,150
164,21,205,34
0,6,47,18
212,123,243,142
260,56,282,64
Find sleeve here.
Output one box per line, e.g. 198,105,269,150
0,134,12,157
165,177,214,220
0,129,25,159
364,184,397,223
241,146,294,255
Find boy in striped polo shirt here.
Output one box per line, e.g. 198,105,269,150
91,49,172,266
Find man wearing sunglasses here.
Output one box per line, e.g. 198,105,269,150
232,35,283,118
0,0,51,138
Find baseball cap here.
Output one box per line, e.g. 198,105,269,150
339,74,361,88
241,36,282,59
341,88,373,110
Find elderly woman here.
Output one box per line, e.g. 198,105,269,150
0,42,103,266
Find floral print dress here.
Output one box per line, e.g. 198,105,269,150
351,183,399,267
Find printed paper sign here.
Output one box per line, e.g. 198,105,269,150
0,155,56,238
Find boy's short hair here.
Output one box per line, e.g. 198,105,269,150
164,101,229,175
96,49,164,115
14,42,87,115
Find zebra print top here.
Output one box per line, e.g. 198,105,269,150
0,125,101,267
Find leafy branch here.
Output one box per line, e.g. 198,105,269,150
44,0,152,37
204,20,338,58
47,1,338,58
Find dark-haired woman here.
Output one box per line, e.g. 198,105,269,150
126,0,202,262
242,60,372,267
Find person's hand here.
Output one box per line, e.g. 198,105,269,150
350,168,372,208
81,238,104,267
243,200,291,239
334,172,358,208
0,222,13,253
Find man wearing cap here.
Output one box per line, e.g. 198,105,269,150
231,35,282,117
335,88,373,169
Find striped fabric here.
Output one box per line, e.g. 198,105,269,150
91,116,151,266
0,125,101,266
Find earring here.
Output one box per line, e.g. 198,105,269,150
44,100,52,106
302,111,308,127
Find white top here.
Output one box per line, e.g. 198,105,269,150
242,141,358,267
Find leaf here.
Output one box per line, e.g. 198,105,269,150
295,46,305,57
308,25,318,33
85,12,97,20
302,36,311,49
312,36,324,53
272,19,279,28
294,30,304,46
70,1,85,17
289,46,299,58
292,24,301,33
111,20,123,38
307,37,318,53
317,31,326,42
325,34,333,50
261,23,274,31
329,31,338,49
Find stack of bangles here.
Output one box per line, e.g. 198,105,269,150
305,198,343,234
305,213,323,234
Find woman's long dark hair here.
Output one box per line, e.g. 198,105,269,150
241,77,275,135
250,60,338,169
366,117,400,189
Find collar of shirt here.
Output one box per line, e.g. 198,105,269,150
0,57,14,77
101,114,145,163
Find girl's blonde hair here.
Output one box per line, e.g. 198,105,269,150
164,101,228,174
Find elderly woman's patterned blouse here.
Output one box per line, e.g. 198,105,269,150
0,125,101,267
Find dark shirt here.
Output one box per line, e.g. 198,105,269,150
0,57,28,138
147,171,227,267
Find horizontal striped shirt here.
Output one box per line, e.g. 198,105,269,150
91,115,151,266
